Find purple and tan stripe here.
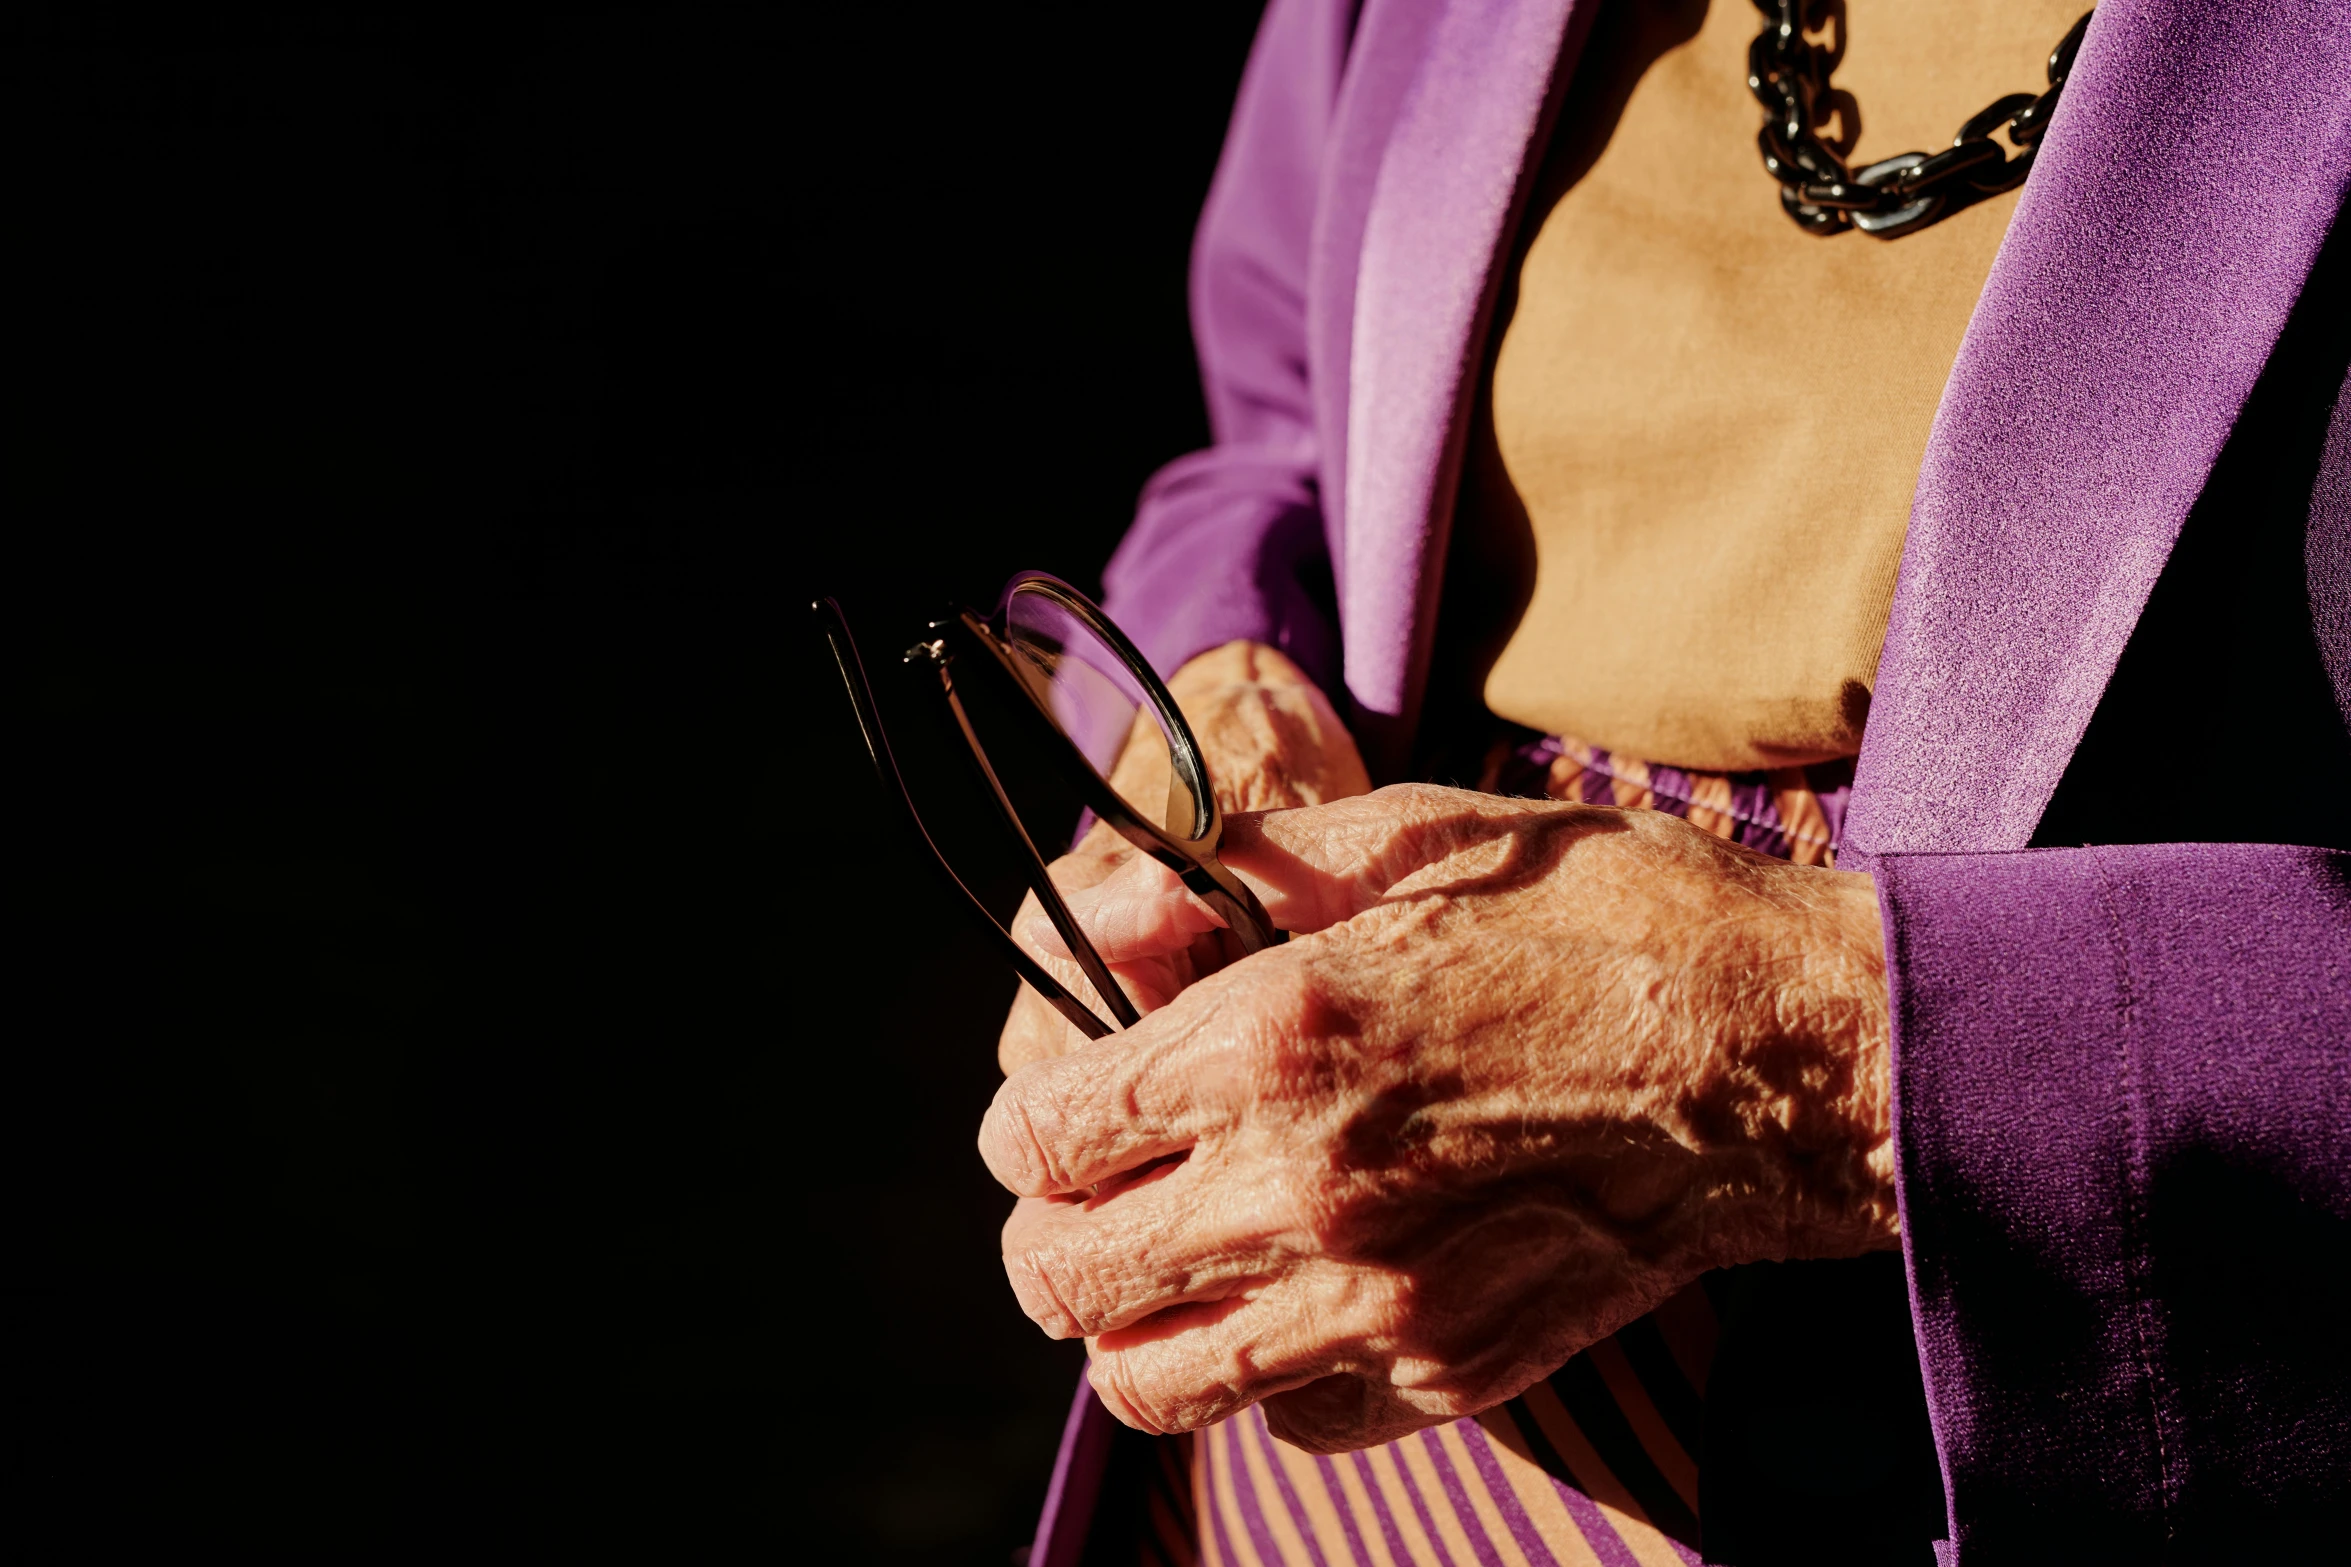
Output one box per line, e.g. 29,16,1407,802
1471,1411,1609,1567
1363,1442,1453,1565
1209,1403,1718,1567
1236,1411,1332,1567
1330,1447,1418,1567
1392,1430,1505,1567
1250,1411,1371,1567
1204,1421,1258,1567
1511,1384,1686,1567
1435,1421,1555,1567
1584,1339,1698,1513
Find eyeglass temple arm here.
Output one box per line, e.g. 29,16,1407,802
930,665,1144,1031
811,598,1114,1042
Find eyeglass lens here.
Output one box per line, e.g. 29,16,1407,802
1000,586,1206,841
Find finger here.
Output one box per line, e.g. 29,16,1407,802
979,980,1243,1196
1018,850,1227,964
1005,836,1128,966
999,1149,1303,1339
999,893,1131,1065
1083,1265,1396,1437
1259,1371,1471,1456
1005,826,1133,956
1215,787,1445,932
1215,807,1382,932
1219,785,1562,933
1085,1266,1495,1450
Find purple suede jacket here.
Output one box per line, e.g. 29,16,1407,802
1048,0,2351,1557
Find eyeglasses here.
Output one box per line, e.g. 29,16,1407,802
813,572,1281,1040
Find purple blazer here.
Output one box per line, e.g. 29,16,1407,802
1045,0,2351,1556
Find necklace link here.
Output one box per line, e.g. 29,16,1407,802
1749,2,2093,240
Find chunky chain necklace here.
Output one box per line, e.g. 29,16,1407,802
1749,2,2093,239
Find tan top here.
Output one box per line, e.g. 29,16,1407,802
1461,0,2087,770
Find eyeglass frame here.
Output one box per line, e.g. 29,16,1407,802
813,571,1282,1041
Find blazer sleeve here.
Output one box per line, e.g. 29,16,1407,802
1098,0,1356,694
1874,843,2351,1555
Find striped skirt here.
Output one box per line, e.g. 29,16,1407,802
1184,1278,1724,1567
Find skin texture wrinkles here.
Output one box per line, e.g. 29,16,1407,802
983,642,1897,1454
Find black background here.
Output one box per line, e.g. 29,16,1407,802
13,4,1266,1558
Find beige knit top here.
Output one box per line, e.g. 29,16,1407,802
1457,0,2087,770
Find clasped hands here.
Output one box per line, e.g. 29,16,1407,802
982,644,1899,1454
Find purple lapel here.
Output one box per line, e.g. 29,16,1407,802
1322,0,1597,762
1844,0,2351,858
1307,0,1444,600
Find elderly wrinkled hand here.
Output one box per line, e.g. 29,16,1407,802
979,784,1899,1453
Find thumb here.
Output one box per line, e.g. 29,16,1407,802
1018,850,1227,964
1215,797,1400,934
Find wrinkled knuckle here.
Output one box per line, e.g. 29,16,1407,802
1237,961,1337,1087
1260,1404,1342,1455
1089,1354,1180,1435
980,1083,1062,1194
1268,1165,1342,1248
1372,781,1449,822
1262,1374,1375,1454
1250,956,1326,1031
1102,1351,1236,1438
1003,1245,1090,1339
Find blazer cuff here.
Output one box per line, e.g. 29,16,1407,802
1875,842,2351,1556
